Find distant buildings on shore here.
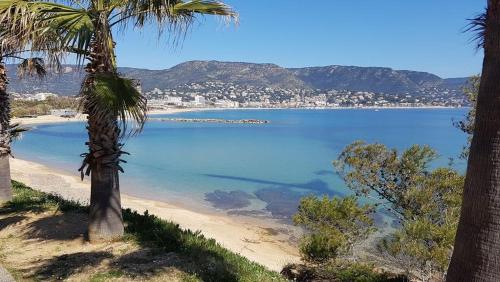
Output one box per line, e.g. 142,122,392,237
12,92,58,101
11,80,468,111
144,81,468,110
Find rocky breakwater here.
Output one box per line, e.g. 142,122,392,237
151,118,270,124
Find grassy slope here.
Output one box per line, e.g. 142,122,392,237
0,181,284,282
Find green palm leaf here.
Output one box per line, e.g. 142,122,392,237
172,0,238,18
112,0,237,35
80,73,147,136
35,2,94,63
0,0,94,64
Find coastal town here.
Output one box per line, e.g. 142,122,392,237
145,81,467,109
11,80,468,115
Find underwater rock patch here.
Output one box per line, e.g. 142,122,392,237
205,190,254,210
254,188,304,220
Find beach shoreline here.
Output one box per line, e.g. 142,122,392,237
11,106,467,126
11,108,199,126
10,107,304,272
9,106,466,271
10,157,300,271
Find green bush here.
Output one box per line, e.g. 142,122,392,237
335,141,464,280
293,195,374,263
282,261,406,282
324,262,393,282
11,96,78,117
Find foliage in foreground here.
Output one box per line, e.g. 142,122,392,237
293,195,375,263
453,75,480,159
335,142,463,280
281,261,406,282
293,142,464,281
7,181,284,282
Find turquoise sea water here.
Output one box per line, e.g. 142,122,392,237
13,109,468,221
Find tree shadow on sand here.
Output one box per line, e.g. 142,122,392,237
0,215,27,231
15,205,250,281
22,208,243,281
24,212,88,241
34,251,113,280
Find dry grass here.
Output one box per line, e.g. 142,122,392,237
0,181,284,281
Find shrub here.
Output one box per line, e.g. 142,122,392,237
335,141,464,280
281,261,406,282
293,195,375,263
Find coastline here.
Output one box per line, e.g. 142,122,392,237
11,106,466,126
11,108,198,126
10,157,300,271
8,106,465,271
12,113,87,125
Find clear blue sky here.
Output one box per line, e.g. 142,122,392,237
113,0,485,78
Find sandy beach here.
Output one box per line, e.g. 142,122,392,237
11,108,199,126
10,158,300,271
8,107,462,272
12,113,87,125
11,106,464,127
9,107,303,271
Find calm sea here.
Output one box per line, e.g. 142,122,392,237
13,109,468,221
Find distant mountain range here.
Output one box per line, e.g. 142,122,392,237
6,60,469,96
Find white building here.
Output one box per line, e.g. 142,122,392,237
166,96,183,106
215,100,239,108
194,96,206,107
34,93,58,101
148,99,168,109
151,88,163,95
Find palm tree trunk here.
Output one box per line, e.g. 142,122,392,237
88,154,123,240
0,155,12,202
86,109,124,241
83,20,124,241
0,62,12,203
447,1,500,280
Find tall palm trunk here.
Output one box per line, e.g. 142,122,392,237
82,17,124,241
86,110,123,241
0,62,12,203
447,1,500,280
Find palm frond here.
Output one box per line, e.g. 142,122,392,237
0,0,94,65
80,73,148,136
34,2,95,65
466,10,486,50
112,0,237,42
0,0,37,54
8,122,28,143
0,0,92,70
17,57,46,78
172,0,238,20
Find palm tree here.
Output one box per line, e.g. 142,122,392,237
0,2,57,202
0,58,44,203
447,1,500,280
5,0,236,240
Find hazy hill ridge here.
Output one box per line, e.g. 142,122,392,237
6,60,468,96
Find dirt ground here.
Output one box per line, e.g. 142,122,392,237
0,209,198,281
